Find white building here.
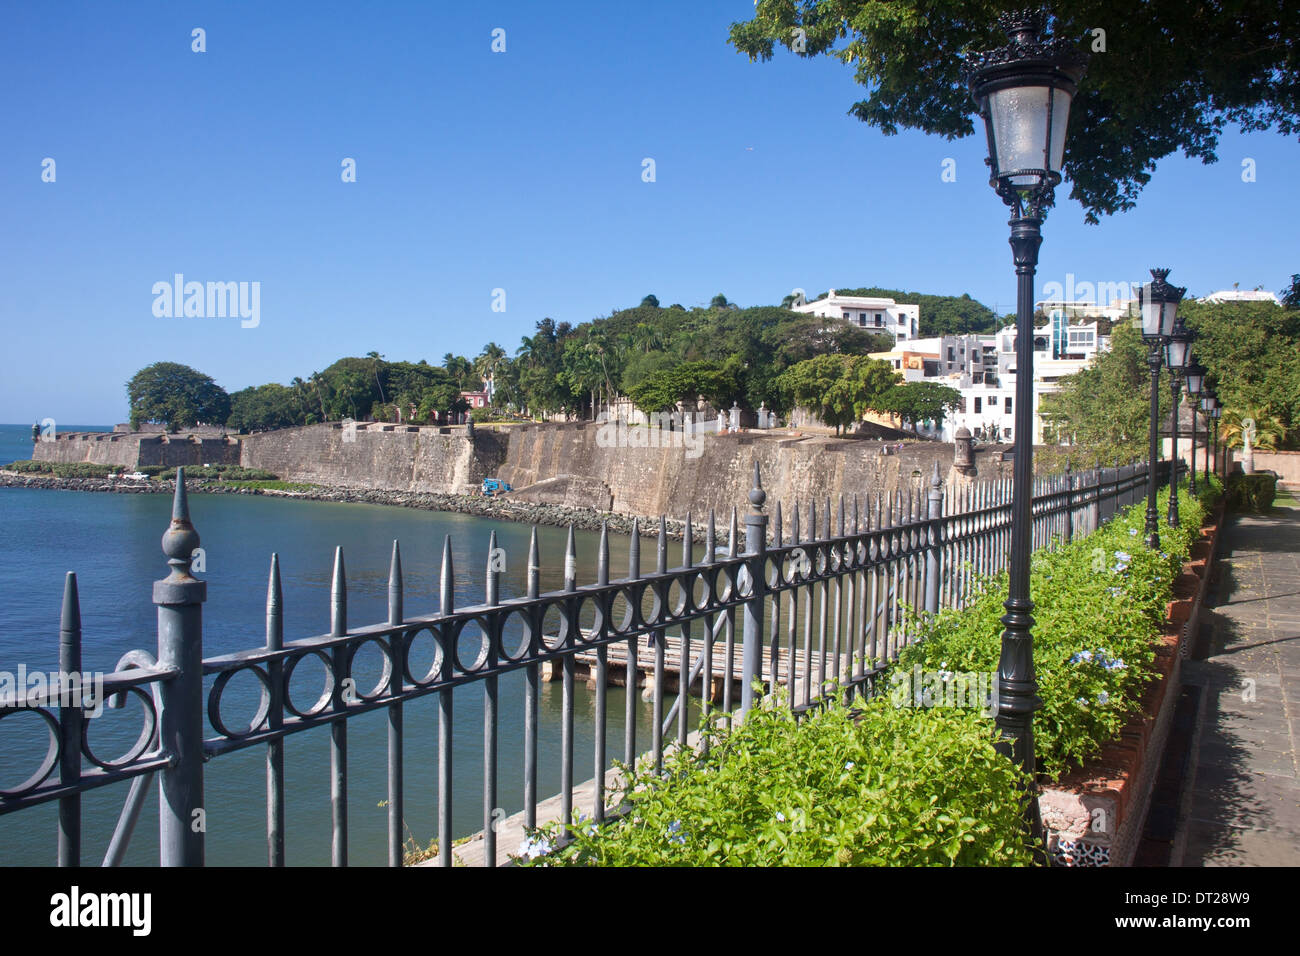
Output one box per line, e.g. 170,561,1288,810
791,289,919,343
874,311,1109,445
1200,289,1281,306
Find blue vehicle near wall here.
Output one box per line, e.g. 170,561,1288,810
481,477,512,497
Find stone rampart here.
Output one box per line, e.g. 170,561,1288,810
497,422,1016,518
30,432,240,468
237,422,507,495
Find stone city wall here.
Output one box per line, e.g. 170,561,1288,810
30,432,240,468
237,422,507,495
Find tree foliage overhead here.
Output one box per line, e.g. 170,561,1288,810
729,2,1300,223
126,362,231,432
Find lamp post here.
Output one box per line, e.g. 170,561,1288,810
1164,320,1193,527
1206,403,1216,478
1184,360,1206,495
1201,390,1219,485
1138,269,1183,549
966,10,1087,833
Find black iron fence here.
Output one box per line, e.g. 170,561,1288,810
0,458,1167,866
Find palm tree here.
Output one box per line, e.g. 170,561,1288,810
1221,405,1285,474
366,351,386,404
475,342,507,396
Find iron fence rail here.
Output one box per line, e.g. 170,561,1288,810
0,457,1170,866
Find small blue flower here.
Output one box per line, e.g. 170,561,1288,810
1096,691,1110,705
1128,528,1139,536
518,836,553,860
775,811,786,822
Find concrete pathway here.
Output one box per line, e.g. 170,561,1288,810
1172,493,1300,866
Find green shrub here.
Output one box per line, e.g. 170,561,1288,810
521,693,1035,867
157,465,279,481
1225,473,1277,513
6,460,119,479
897,477,1219,779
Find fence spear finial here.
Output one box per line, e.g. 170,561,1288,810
748,459,766,513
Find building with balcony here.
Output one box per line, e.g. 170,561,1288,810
790,290,920,343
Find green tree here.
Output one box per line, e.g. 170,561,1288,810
1037,322,1163,459
640,294,660,309
729,3,1300,223
126,362,230,431
227,383,301,432
626,360,740,415
1282,275,1300,310
1181,299,1299,447
777,355,899,435
878,381,963,434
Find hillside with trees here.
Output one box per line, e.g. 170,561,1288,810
128,286,1004,434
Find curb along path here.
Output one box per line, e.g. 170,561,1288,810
1174,498,1300,865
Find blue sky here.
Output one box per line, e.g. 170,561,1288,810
2,1,1296,424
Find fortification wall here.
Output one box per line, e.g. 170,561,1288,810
498,422,1015,518
30,433,240,468
238,422,507,494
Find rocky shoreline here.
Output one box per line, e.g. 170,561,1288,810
0,472,711,540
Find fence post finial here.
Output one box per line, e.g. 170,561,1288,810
152,466,205,867
749,459,766,513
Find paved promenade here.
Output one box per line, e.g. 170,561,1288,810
1173,495,1300,866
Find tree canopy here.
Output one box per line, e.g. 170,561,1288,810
729,2,1300,223
1040,291,1300,458
126,362,230,431
877,381,963,433
777,354,900,435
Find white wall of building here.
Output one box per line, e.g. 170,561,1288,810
791,290,919,343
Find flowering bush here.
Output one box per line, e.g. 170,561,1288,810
898,477,1219,778
521,476,1218,866
518,693,1035,867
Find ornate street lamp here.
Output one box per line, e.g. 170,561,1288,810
1138,268,1184,549
1184,360,1206,495
1206,403,1216,478
966,9,1087,843
1201,390,1219,484
1164,320,1194,527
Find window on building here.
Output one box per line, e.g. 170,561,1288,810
858,316,866,327
874,312,883,325
1005,396,1012,413
842,311,851,320
974,397,982,414
947,347,954,362
1003,427,1012,439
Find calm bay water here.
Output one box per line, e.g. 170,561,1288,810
0,461,663,865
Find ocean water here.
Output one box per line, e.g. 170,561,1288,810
0,478,663,866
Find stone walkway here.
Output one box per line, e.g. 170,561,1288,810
1172,494,1300,866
